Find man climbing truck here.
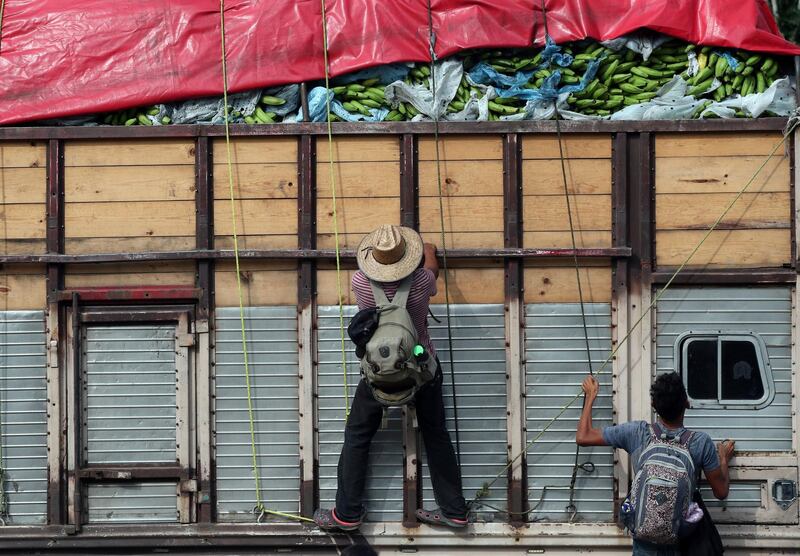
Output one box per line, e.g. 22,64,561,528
314,225,468,531
576,372,735,555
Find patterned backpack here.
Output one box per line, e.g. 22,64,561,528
622,422,697,545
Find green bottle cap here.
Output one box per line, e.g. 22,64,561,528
413,345,425,357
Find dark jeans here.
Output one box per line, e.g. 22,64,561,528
335,365,467,521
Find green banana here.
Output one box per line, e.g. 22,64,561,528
261,95,287,106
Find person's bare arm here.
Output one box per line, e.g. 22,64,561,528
705,440,734,500
423,243,439,279
576,375,608,446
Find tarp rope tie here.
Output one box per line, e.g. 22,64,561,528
219,0,312,524
426,0,462,468
319,0,352,420
470,130,790,511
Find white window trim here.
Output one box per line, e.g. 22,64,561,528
674,330,775,410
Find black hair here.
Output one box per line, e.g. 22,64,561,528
650,372,688,422
341,545,378,556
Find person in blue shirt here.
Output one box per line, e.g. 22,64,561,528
576,372,735,556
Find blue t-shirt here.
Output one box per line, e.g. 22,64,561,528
602,421,720,476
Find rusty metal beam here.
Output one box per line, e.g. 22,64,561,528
45,138,65,525
503,133,527,525
78,465,185,481
0,118,788,140
652,269,797,285
55,286,202,302
297,134,318,518
0,247,632,265
400,134,419,229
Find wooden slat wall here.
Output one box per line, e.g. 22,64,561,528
63,262,196,288
317,137,400,249
655,132,791,268
213,138,298,249
524,263,612,304
522,134,613,249
418,136,504,248
215,261,298,306
0,265,46,310
64,140,196,253
0,142,47,255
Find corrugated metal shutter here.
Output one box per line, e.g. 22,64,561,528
525,303,614,522
318,305,404,522
215,307,300,521
656,287,792,452
0,311,47,525
421,304,507,517
83,325,177,464
86,482,178,523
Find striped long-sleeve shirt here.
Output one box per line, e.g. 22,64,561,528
351,268,437,358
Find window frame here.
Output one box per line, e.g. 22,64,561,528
674,330,775,410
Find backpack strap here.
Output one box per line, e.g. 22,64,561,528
369,279,391,306
390,276,413,309
677,428,694,448
369,276,413,308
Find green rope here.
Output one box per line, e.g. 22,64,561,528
472,133,789,506
319,0,351,420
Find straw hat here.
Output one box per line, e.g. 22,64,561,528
356,225,424,282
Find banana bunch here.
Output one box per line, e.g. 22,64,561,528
687,46,781,101
102,106,170,126
243,95,287,124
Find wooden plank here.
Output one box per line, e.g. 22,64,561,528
418,135,503,161
0,168,47,203
317,233,369,250
656,229,791,267
212,137,298,164
523,230,613,248
317,269,357,305
523,265,612,303
522,134,612,159
65,139,194,166
65,201,195,238
655,132,785,158
0,239,47,255
656,192,790,230
65,237,195,254
316,161,400,198
213,199,297,236
212,163,298,200
521,159,612,195
214,261,297,306
418,196,504,232
0,142,47,168
655,155,789,194
317,197,399,236
0,204,46,239
418,160,503,197
65,166,195,202
431,267,505,304
215,235,297,250
317,136,399,163
522,195,611,231
0,272,46,310
64,262,196,287
417,231,505,249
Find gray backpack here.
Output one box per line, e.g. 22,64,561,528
622,423,697,545
360,277,435,406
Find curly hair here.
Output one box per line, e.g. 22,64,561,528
650,372,688,422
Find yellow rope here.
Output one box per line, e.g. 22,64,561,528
0,0,6,56
473,134,789,503
218,0,262,514
319,0,351,419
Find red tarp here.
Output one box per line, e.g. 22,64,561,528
1,0,798,125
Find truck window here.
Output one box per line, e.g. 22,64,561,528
678,333,774,409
